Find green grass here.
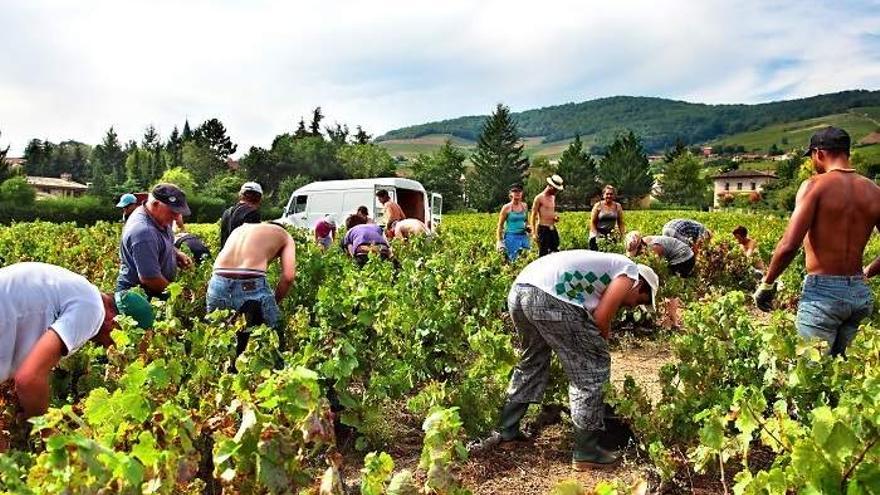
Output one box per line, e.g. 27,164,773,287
712,108,880,152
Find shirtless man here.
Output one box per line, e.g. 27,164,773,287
376,190,406,236
207,222,296,352
393,218,429,240
530,174,564,257
733,226,765,272
754,127,880,356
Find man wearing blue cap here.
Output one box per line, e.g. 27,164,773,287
755,127,880,356
117,183,193,298
116,193,139,223
1,262,154,418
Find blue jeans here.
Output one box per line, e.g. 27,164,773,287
504,232,530,262
796,275,874,356
206,275,281,329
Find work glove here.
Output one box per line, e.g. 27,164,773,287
753,281,777,312
495,240,505,253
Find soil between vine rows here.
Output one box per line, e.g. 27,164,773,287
339,339,678,494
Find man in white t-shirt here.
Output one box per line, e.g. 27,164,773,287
0,262,154,418
493,250,659,470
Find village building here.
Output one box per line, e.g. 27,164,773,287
710,169,776,208
26,173,89,199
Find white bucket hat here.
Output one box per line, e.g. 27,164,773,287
636,264,659,309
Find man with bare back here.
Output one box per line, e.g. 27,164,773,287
207,222,296,351
754,127,880,356
530,174,565,257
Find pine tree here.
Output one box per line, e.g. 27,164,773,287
92,127,127,189
657,151,707,208
663,137,688,163
294,118,309,138
326,123,349,145
598,130,654,204
182,119,193,142
193,118,237,160
465,104,529,211
166,126,183,168
309,107,324,137
354,126,371,144
555,134,599,209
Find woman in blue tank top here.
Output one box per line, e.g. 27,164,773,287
496,183,531,262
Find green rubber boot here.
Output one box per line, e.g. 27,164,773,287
499,401,530,442
572,428,619,471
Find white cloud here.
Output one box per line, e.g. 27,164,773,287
1,0,878,155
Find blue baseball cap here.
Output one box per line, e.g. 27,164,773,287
116,193,137,208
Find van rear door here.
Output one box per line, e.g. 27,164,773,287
430,193,443,230
373,184,396,226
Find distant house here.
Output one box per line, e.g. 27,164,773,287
3,157,27,171
701,146,713,157
710,169,777,207
26,174,89,199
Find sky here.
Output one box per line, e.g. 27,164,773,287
2,0,880,156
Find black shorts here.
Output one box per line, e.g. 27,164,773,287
669,255,696,277
537,225,560,257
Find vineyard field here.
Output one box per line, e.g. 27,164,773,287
1,211,879,494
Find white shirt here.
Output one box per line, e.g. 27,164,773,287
0,263,104,382
515,250,639,311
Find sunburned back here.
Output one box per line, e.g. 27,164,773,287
214,223,289,271
805,171,880,275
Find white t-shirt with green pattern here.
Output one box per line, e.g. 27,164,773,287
515,250,639,311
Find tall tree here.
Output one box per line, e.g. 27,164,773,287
555,134,599,209
194,118,237,161
309,107,324,137
466,103,529,211
336,144,395,178
181,119,193,142
181,141,224,185
294,118,309,139
23,139,47,176
326,123,349,145
598,130,654,204
663,137,688,164
411,140,467,211
141,125,165,183
657,151,707,208
92,127,127,188
166,126,183,168
354,126,371,144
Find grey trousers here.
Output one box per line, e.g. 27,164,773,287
506,284,610,431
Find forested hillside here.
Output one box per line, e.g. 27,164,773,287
378,90,880,152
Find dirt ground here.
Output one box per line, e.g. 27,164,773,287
340,339,676,494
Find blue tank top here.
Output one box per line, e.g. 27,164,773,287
506,208,527,234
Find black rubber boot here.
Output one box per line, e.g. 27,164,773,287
499,401,530,441
572,428,619,471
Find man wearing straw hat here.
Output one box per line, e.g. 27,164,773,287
530,174,565,257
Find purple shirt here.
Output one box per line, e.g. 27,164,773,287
343,224,388,255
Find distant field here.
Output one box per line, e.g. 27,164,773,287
712,108,880,152
378,133,580,161
378,134,476,159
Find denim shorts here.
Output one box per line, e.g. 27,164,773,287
796,275,874,356
206,274,281,329
504,232,530,262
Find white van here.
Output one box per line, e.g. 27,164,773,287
281,177,443,230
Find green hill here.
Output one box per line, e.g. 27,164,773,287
711,107,880,152
377,90,880,153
